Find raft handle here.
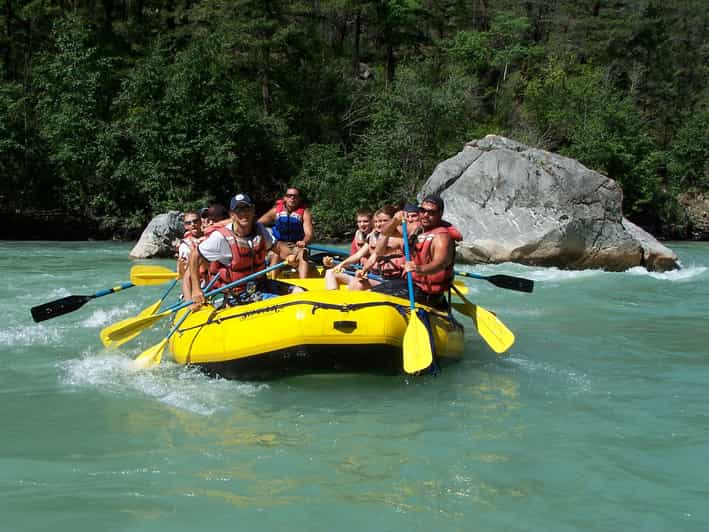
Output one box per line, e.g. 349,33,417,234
333,320,357,333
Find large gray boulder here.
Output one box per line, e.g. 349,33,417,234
420,135,680,272
128,211,184,259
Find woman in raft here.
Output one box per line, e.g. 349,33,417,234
324,205,404,290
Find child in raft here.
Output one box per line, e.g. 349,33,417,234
324,205,403,290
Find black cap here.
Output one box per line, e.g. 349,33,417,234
404,203,419,213
199,207,209,217
421,194,444,213
229,193,254,210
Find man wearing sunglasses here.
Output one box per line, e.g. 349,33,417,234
176,212,204,277
375,195,455,309
258,186,314,278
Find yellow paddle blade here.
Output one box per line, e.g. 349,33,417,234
103,301,161,349
452,281,469,295
100,310,169,348
402,311,434,374
133,338,168,369
104,299,163,349
130,265,178,286
451,301,515,354
138,299,163,317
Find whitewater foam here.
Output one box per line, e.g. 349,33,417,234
503,356,592,394
59,351,267,415
0,324,63,346
79,303,140,328
626,265,707,282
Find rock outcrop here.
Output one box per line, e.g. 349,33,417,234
678,192,709,240
420,135,680,271
128,211,183,259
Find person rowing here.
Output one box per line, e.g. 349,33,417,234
373,195,456,310
185,192,300,310
324,205,402,290
258,186,314,279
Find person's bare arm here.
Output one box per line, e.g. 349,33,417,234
297,209,313,247
404,233,453,275
258,207,277,227
189,246,208,309
379,211,404,238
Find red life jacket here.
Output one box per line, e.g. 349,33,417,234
176,231,202,255
181,232,204,248
373,234,405,279
441,221,463,242
377,252,405,279
411,226,454,295
350,229,369,255
207,225,269,294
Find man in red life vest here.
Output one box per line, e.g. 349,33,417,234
187,193,299,310
258,186,314,278
375,195,456,310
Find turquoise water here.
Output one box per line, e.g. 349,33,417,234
1,241,707,531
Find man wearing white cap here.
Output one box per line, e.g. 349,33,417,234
186,192,299,309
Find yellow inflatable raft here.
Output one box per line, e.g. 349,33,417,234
167,279,464,379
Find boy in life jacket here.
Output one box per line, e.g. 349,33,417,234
350,208,373,255
176,211,204,278
186,193,300,310
373,195,456,310
258,186,314,279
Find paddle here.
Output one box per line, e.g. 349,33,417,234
105,279,181,349
307,244,350,258
133,274,220,369
314,250,470,295
101,260,290,348
137,277,178,315
450,284,515,354
31,281,135,323
133,309,191,369
400,220,434,374
455,270,534,293
308,244,531,294
130,264,179,285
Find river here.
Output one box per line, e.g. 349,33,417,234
1,241,707,531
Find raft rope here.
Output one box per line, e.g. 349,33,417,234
176,299,462,335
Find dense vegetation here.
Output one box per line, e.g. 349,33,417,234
1,0,707,239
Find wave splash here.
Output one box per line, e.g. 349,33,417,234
59,351,267,415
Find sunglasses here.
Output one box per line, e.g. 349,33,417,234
184,219,200,225
285,193,299,198
418,207,440,216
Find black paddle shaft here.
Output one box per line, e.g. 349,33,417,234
487,274,534,293
31,295,94,323
30,281,135,323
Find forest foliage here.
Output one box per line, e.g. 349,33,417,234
0,0,707,238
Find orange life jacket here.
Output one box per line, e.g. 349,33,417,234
411,226,454,295
441,221,463,242
207,225,269,294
